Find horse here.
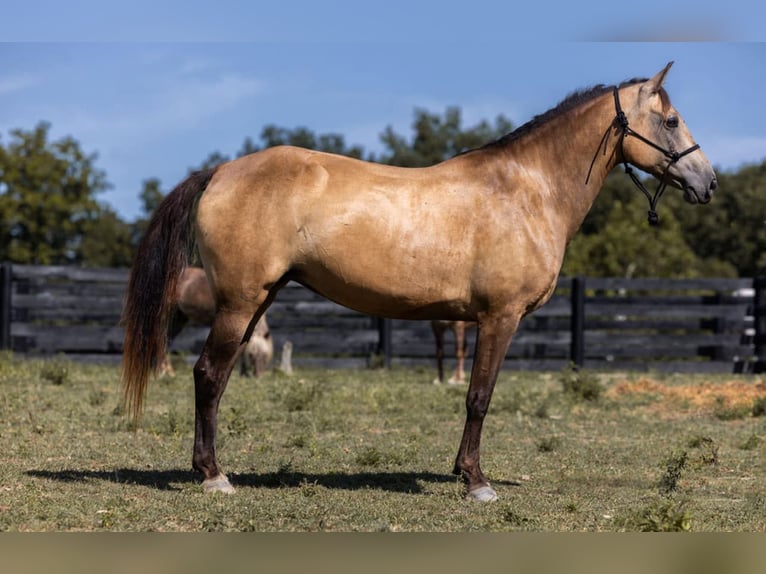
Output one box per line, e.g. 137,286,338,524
156,267,273,379
121,62,716,501
431,320,476,384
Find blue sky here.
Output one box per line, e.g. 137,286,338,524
1,3,764,221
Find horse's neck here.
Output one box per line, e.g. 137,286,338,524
502,92,622,241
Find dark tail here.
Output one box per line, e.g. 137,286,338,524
121,168,215,421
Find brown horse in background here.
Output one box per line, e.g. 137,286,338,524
121,63,716,501
431,320,476,384
157,267,273,379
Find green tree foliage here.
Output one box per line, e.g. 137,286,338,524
258,125,366,159
0,122,108,264
563,172,737,278
187,125,368,173
669,160,766,277
79,206,134,267
379,106,513,167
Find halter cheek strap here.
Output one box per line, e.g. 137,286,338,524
586,87,701,226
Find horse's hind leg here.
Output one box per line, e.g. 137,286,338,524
192,308,262,493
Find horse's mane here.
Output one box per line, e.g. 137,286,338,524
475,77,652,153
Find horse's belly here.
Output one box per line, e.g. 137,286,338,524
293,265,475,321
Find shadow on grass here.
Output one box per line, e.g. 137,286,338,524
26,468,520,494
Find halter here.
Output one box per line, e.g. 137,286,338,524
587,86,701,226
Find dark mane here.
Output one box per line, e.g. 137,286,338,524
477,77,649,152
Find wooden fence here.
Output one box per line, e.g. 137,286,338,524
0,263,763,374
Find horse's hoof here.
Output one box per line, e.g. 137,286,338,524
466,484,498,502
447,378,466,385
432,378,443,385
202,474,235,494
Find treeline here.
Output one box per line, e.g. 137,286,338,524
1,111,764,278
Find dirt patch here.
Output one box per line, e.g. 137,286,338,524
607,378,766,414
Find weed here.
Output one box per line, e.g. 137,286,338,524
355,446,383,467
286,432,316,453
659,450,688,493
713,396,751,421
298,479,320,497
88,387,107,407
354,445,404,467
166,409,184,435
537,436,561,453
226,406,249,436
752,396,766,417
619,498,692,532
283,379,320,412
40,357,70,386
492,385,550,416
687,435,718,466
502,507,536,529
740,434,762,451
559,365,602,402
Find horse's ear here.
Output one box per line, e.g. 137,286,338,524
645,61,674,94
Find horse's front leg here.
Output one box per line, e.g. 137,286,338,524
453,314,519,501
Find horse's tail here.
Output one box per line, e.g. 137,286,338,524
121,168,216,421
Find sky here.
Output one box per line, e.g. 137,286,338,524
1,2,764,221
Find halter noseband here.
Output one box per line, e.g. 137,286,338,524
587,86,701,226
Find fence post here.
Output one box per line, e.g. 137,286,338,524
0,263,11,350
376,317,392,368
753,276,766,373
570,276,585,368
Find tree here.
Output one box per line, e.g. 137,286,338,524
563,171,737,278
670,160,766,277
257,124,366,159
379,107,513,167
0,122,109,264
79,206,134,267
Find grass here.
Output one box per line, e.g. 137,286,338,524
0,354,764,531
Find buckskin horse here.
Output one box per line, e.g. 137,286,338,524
121,62,716,501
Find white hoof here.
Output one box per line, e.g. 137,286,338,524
202,474,235,494
432,378,443,385
466,484,498,502
447,377,466,385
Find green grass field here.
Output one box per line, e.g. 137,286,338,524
0,352,764,531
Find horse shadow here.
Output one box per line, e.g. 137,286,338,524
26,468,519,494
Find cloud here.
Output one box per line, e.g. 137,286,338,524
159,73,263,128
49,71,264,149
0,74,37,95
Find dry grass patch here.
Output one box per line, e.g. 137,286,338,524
606,377,766,417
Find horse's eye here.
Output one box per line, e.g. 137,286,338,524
665,116,679,128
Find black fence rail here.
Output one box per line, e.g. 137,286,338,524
0,263,762,373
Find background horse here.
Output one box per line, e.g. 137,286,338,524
157,267,273,379
431,320,475,384
121,62,716,501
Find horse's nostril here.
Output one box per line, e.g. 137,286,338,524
710,178,718,192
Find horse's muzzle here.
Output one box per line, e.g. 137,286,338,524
684,175,717,205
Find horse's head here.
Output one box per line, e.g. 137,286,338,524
619,61,717,205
